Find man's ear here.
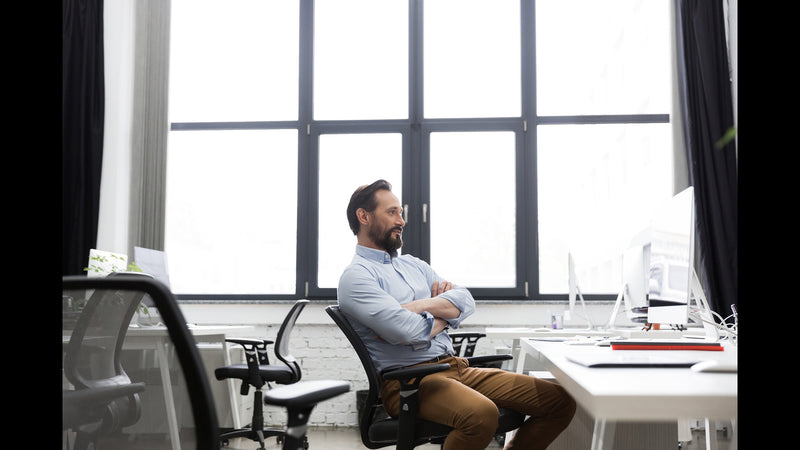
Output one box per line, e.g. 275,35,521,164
357,208,370,226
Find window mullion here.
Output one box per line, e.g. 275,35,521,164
298,0,315,298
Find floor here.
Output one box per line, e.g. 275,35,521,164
81,425,734,450
219,426,733,450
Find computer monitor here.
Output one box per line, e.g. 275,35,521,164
646,186,695,326
133,247,171,313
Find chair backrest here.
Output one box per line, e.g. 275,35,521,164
63,274,221,450
64,273,153,390
449,332,486,358
274,299,309,383
63,273,148,434
325,305,385,447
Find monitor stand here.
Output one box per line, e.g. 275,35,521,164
689,267,720,342
604,282,627,330
611,268,719,341
573,282,597,330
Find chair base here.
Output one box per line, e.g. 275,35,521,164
219,427,287,450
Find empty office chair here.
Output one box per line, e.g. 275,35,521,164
214,300,308,450
62,275,148,450
62,274,220,450
447,331,503,369
448,331,484,357
325,305,524,450
263,379,351,450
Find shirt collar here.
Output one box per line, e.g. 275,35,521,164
356,244,397,264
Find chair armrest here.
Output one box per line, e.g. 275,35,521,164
466,354,512,367
263,379,350,409
380,363,450,383
63,382,146,409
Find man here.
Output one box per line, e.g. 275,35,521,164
337,179,576,450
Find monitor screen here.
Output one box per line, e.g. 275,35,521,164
646,186,695,325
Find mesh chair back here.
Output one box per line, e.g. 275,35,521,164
62,274,220,450
325,305,389,447
274,299,309,383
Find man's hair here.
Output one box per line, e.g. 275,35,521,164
346,179,393,235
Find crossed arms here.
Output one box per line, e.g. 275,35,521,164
400,281,460,338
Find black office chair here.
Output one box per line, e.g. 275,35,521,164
214,300,308,450
325,305,524,450
63,274,220,450
62,275,148,450
263,379,351,450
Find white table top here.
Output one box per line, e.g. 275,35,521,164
523,338,737,421
485,326,707,340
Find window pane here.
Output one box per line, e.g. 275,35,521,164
318,134,403,288
430,131,516,287
169,0,299,122
165,129,298,294
536,0,671,115
314,0,408,120
425,0,520,119
537,123,673,294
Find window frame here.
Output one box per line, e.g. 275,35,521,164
167,0,671,301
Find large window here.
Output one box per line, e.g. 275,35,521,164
165,0,674,300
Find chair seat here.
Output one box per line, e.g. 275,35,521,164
215,364,296,385
368,407,524,445
369,417,450,446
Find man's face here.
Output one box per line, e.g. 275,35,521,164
364,189,405,253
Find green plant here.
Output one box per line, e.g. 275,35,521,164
83,253,150,318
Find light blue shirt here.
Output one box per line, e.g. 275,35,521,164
337,245,475,373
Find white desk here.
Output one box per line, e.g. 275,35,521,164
485,327,616,373
122,325,253,450
485,327,706,373
519,338,737,450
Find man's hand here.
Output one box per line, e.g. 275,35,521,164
431,280,453,297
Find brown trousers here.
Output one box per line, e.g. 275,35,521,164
380,357,576,450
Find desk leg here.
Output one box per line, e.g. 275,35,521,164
221,338,241,429
510,338,520,372
677,418,692,442
704,419,718,450
515,342,527,375
590,419,616,450
155,339,182,450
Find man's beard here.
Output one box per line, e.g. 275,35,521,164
371,226,403,254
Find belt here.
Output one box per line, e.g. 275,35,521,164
415,352,455,365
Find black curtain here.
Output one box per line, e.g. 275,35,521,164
675,0,737,321
62,0,105,275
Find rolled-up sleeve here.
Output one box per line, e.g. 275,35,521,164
338,264,433,349
438,286,475,329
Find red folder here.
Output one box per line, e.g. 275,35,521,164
610,340,723,351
